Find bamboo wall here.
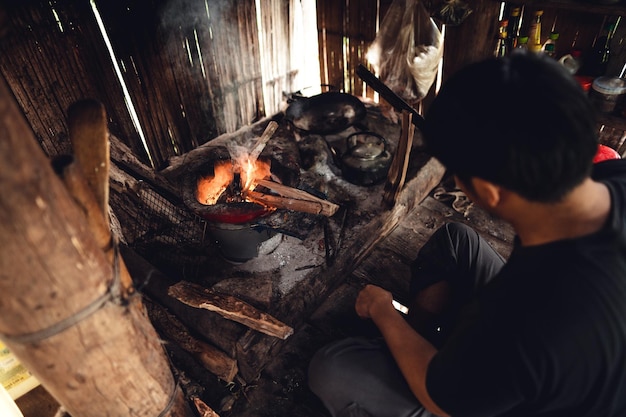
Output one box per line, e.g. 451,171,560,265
0,0,319,169
2,0,626,170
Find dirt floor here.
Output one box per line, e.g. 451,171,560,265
14,176,515,417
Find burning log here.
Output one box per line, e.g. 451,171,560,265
250,179,339,216
168,281,294,340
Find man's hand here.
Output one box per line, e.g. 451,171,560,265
355,284,395,320
354,284,450,417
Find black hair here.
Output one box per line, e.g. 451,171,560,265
423,50,598,203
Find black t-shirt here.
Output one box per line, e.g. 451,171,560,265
426,160,626,417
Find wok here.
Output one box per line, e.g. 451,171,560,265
285,91,367,134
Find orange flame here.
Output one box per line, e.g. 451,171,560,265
196,158,272,205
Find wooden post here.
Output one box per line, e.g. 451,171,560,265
0,75,193,416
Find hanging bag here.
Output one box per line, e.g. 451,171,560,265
367,0,444,105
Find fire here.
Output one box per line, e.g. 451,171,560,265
196,158,272,205
240,155,271,192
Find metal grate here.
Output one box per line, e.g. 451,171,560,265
120,181,211,280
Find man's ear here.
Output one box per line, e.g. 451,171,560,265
470,177,502,208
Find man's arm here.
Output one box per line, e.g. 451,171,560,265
356,284,450,417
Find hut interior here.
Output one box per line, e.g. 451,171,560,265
1,0,626,416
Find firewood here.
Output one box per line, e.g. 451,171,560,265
249,120,278,162
247,190,336,217
168,281,294,340
144,299,238,382
192,396,221,417
252,179,339,216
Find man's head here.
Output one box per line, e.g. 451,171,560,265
423,51,598,203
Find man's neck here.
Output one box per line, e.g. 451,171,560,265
506,179,611,247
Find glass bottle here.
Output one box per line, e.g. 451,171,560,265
494,19,509,57
528,10,544,52
585,22,616,77
506,7,522,50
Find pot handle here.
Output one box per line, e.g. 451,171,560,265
345,131,387,152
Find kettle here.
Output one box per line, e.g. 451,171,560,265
341,131,392,186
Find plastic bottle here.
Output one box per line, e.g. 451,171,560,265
528,10,544,52
558,49,582,74
542,31,559,57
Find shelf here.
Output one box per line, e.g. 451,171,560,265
504,0,626,16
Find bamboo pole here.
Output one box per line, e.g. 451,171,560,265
0,74,193,416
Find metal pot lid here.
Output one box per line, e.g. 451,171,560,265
351,142,385,159
346,132,387,160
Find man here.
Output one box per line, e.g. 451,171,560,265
308,51,626,417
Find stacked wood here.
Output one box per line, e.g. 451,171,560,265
0,79,192,416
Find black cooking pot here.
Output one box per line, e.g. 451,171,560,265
341,131,392,186
285,91,367,134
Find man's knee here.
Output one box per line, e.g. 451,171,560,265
308,338,354,398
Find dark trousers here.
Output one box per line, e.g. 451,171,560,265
308,223,506,417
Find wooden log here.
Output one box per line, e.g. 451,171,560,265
168,281,294,340
192,397,221,417
144,299,238,383
247,190,337,216
0,75,193,416
119,245,245,357
252,179,339,216
55,158,134,295
67,99,110,223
